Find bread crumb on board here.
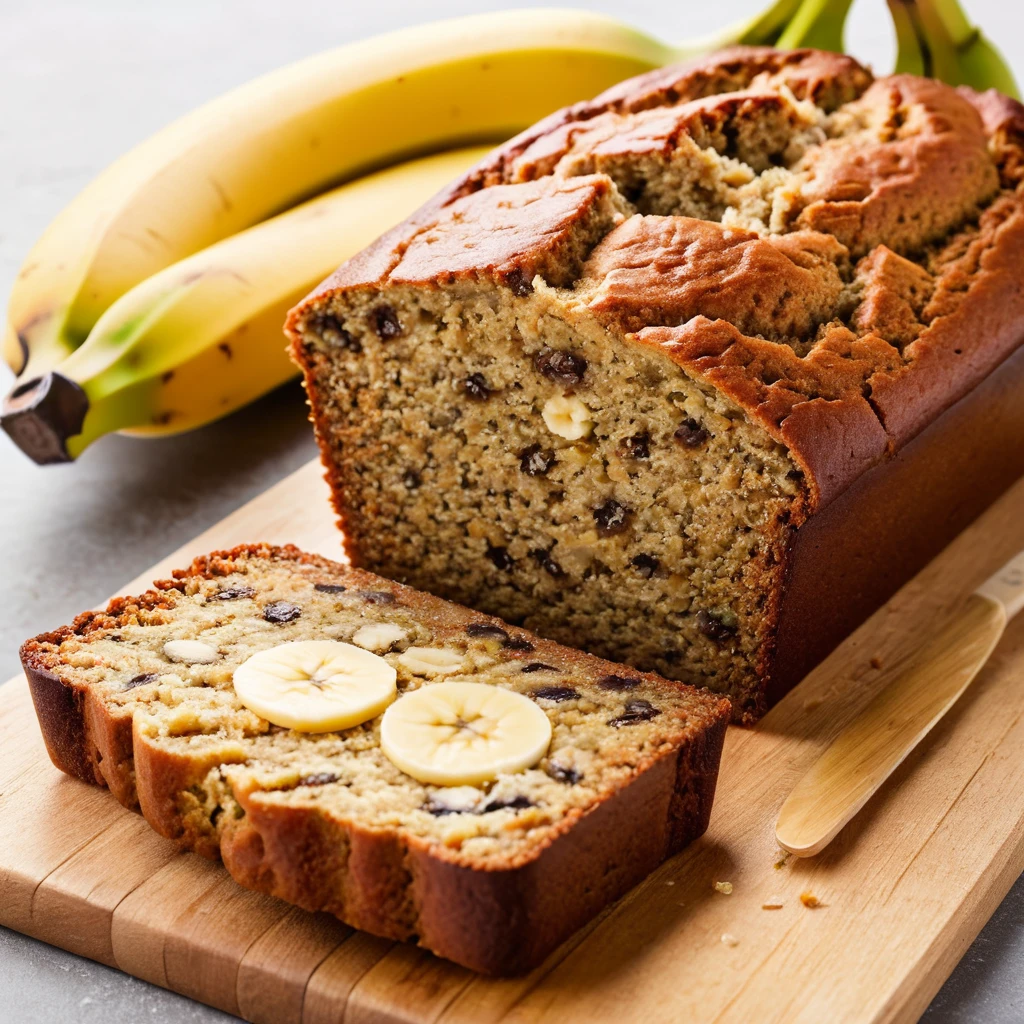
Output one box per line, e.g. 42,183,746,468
762,897,784,909
721,933,740,947
870,657,883,670
774,849,791,870
800,891,824,908
713,880,734,894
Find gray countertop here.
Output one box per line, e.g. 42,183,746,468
3,1,1023,1020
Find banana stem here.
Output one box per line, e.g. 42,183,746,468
671,0,805,60
0,372,90,464
890,0,1020,97
735,0,809,44
776,0,855,52
911,0,965,83
888,0,927,76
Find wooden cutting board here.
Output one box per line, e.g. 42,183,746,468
3,459,1024,1024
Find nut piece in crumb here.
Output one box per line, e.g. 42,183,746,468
398,646,466,677
542,395,593,440
352,622,407,652
762,897,784,910
721,933,740,947
800,891,823,908
163,639,219,664
713,880,733,894
425,785,485,816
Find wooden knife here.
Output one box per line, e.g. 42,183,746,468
776,549,1024,858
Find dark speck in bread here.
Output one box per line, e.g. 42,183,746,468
598,674,640,692
503,636,534,652
125,673,158,690
372,304,402,339
264,601,302,623
466,623,510,640
609,699,662,727
532,686,580,702
483,795,534,813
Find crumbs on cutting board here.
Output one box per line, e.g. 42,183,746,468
870,657,883,670
800,891,824,908
721,933,740,947
713,880,733,894
762,897,784,909
774,849,791,870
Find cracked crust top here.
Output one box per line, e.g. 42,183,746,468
288,48,1024,512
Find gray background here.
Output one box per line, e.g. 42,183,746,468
2,0,1022,1020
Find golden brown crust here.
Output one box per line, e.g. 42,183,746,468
285,46,873,302
20,544,729,974
793,75,998,255
287,49,1024,517
584,218,848,339
767,333,1024,702
284,49,1024,722
386,175,623,290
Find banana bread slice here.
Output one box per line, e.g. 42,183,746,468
286,47,1024,721
21,544,729,975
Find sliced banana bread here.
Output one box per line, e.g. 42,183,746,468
21,544,729,975
287,46,1024,721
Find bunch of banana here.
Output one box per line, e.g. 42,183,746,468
2,1,1015,464
888,0,1018,97
28,147,492,461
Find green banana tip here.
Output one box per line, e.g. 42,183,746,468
0,372,89,465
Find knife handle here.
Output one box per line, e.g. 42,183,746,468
977,548,1024,619
774,590,1008,858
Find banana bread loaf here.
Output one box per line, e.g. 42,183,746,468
21,544,729,974
287,47,1024,721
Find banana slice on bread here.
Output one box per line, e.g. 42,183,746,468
234,642,552,784
380,681,552,786
233,640,397,732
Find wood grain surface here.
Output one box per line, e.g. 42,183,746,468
2,459,1023,1024
775,593,1008,857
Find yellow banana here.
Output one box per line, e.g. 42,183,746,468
3,10,677,382
888,0,1019,98
1,0,852,463
2,147,489,462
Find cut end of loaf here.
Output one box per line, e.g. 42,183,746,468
288,46,1024,719
292,282,801,720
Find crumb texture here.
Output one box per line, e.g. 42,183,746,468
287,47,1024,719
21,545,728,973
